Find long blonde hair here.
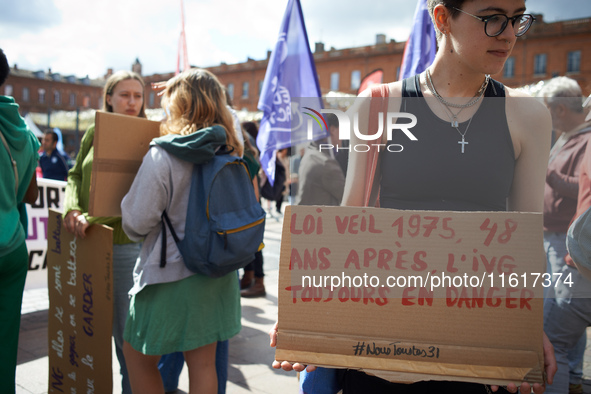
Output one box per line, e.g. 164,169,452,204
160,68,242,156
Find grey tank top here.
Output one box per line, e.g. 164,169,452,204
379,74,515,212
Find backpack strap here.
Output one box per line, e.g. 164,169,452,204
160,210,180,268
364,84,390,207
0,128,19,196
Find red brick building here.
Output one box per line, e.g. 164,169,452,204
503,15,590,90
5,14,589,119
2,67,105,153
145,14,591,112
3,67,104,115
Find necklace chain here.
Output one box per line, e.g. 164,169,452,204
426,68,490,109
425,69,488,153
440,100,475,154
437,100,473,139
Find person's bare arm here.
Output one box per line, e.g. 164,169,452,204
253,176,260,202
506,90,552,213
492,89,555,394
22,174,38,205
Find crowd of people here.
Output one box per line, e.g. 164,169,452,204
1,54,271,393
2,0,591,392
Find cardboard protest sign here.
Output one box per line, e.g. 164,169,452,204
276,205,546,386
88,111,160,217
25,178,67,290
47,209,114,393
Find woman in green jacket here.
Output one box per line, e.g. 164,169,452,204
63,70,145,394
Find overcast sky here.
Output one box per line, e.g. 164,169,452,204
1,0,590,80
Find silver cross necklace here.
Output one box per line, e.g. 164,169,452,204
425,69,489,153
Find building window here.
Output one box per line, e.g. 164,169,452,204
227,83,234,100
70,93,76,107
258,80,263,96
54,90,60,105
83,95,90,107
242,82,249,99
503,57,515,78
4,84,13,96
534,53,547,75
351,70,361,91
149,92,155,108
567,50,581,73
38,89,46,103
23,88,29,102
330,72,340,91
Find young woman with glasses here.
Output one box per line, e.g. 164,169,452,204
271,0,557,393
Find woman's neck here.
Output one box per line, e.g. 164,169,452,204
425,56,489,98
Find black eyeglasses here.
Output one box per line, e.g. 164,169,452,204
450,6,536,37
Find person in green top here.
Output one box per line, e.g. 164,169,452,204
0,48,40,394
63,70,145,394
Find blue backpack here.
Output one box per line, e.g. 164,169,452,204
161,147,265,278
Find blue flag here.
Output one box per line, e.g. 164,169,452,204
399,0,437,80
257,0,324,185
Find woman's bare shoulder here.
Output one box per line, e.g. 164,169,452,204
504,86,547,113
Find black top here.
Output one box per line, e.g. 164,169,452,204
339,368,510,393
379,74,515,212
345,75,516,393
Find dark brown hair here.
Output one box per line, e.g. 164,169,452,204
0,49,9,87
427,0,471,40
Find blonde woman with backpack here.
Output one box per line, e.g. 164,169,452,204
121,69,242,394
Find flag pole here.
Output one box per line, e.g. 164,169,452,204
176,0,189,75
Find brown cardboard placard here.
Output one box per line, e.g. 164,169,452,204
47,209,114,393
88,111,160,217
276,205,546,386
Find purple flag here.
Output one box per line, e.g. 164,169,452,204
257,0,324,185
399,0,437,80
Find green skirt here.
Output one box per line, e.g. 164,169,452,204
124,272,241,355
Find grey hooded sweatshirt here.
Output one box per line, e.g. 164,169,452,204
121,126,226,295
